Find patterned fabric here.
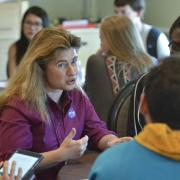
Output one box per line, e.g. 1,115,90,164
105,56,132,96
106,56,120,95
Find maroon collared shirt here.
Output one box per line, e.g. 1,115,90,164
0,89,116,179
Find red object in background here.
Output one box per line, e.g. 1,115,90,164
58,19,97,29
59,23,97,29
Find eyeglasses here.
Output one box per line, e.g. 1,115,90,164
24,21,42,28
168,41,180,52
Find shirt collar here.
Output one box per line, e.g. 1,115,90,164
47,90,72,110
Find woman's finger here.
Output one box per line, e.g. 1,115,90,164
0,161,3,167
10,161,16,178
16,167,23,180
3,161,9,176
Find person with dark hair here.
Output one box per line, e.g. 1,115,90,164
113,0,170,59
169,16,180,55
89,56,180,180
0,27,132,180
7,6,49,78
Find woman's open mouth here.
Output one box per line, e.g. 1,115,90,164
66,78,76,85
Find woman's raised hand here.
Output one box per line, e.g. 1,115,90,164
58,128,89,161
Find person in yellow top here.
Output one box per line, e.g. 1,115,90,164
89,56,180,180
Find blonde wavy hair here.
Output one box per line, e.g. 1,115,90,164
0,27,81,119
100,15,152,71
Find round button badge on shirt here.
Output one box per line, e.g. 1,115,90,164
68,107,76,119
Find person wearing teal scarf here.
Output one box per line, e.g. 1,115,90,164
89,56,180,180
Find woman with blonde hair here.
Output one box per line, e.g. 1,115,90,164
0,27,132,180
84,15,153,123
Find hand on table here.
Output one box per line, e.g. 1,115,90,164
107,136,133,147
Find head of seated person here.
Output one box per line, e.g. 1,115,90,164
113,0,145,23
169,16,180,55
141,56,180,130
7,6,49,78
99,15,152,73
16,6,49,63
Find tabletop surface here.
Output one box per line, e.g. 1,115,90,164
57,151,99,180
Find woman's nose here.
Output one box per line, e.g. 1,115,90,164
67,64,77,75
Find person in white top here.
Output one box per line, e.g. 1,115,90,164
113,0,170,60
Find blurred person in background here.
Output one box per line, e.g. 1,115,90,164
7,6,49,78
84,15,153,123
113,0,170,59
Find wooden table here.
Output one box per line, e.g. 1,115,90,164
57,151,99,180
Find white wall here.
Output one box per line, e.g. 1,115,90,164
28,0,115,22
29,0,85,21
28,0,180,29
0,1,28,80
144,0,180,30
96,0,114,18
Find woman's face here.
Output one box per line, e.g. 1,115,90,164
99,30,109,54
23,13,43,40
170,28,180,55
45,48,78,91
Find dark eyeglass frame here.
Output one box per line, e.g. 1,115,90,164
24,20,43,28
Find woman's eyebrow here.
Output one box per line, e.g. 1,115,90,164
56,59,68,63
55,56,78,63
